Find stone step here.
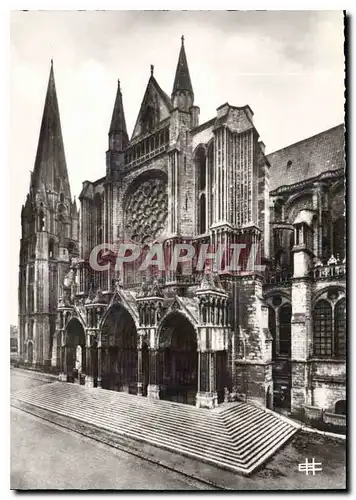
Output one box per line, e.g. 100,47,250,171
16,383,224,434
12,397,245,470
222,407,269,432
13,392,242,461
16,385,227,440
11,382,299,475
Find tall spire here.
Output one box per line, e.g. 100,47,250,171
32,60,71,198
172,35,193,98
109,79,128,151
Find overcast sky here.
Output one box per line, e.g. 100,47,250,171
9,10,344,324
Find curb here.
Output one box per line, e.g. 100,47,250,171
264,408,302,430
300,424,346,440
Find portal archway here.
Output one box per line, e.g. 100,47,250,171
65,318,86,383
100,305,138,393
159,312,198,405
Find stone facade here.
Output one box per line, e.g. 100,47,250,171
18,39,346,414
18,62,79,367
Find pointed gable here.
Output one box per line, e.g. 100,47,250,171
131,70,172,141
31,61,71,199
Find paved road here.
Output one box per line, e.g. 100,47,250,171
11,408,213,490
10,370,212,490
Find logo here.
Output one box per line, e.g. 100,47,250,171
298,458,323,476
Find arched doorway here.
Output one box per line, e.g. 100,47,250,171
27,341,33,364
101,305,138,393
159,312,198,405
65,318,86,383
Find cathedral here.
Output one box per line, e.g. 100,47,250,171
18,37,346,416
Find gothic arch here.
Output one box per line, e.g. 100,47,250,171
284,189,313,211
157,309,199,349
284,192,313,223
27,340,34,364
265,291,291,304
100,303,138,346
93,192,104,246
157,310,198,404
194,145,208,234
192,143,207,158
64,317,86,346
100,302,139,332
99,303,138,392
312,286,346,307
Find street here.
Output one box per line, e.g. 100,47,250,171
10,370,212,490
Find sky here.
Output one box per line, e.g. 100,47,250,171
9,10,345,324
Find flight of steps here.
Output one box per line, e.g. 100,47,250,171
11,382,300,475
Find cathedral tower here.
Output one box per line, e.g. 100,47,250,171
18,61,79,367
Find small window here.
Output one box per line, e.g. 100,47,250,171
313,300,333,357
199,193,206,234
333,217,345,261
335,400,346,415
68,241,77,255
268,306,276,357
334,298,346,357
279,304,292,356
49,239,55,259
38,210,45,231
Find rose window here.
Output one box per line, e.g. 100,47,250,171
125,177,168,244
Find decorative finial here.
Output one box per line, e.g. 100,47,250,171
51,58,53,67
117,79,120,89
181,35,184,44
150,64,154,76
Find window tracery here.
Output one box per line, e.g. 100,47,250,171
125,176,168,245
313,296,345,358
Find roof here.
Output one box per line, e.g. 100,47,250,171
191,117,215,135
153,77,173,111
172,36,193,96
267,125,345,192
31,61,71,198
131,74,172,140
109,80,128,138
